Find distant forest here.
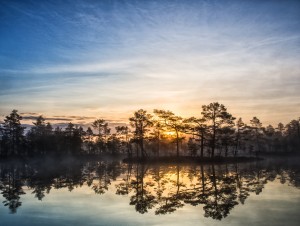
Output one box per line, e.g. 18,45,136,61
0,102,299,158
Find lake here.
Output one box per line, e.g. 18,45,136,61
0,156,299,226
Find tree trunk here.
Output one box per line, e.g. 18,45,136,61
176,130,179,158
140,137,145,159
200,133,204,158
235,131,240,157
225,145,228,157
211,117,216,158
157,131,160,157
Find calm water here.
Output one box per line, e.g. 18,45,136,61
0,157,299,226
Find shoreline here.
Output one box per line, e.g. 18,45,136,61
123,156,264,164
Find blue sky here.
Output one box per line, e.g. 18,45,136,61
0,0,300,126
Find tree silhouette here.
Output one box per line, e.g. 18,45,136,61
219,126,235,157
154,110,187,158
129,109,153,159
1,110,25,156
149,120,164,157
92,119,110,153
115,126,131,156
84,127,94,154
1,104,300,158
201,103,235,158
249,117,264,156
27,116,53,155
185,117,207,157
234,118,248,157
285,119,300,151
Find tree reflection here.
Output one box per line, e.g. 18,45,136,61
0,159,299,218
183,165,211,207
129,164,157,214
116,164,133,195
203,165,238,220
0,164,25,213
155,165,185,214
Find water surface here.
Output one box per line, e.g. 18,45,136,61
0,157,299,226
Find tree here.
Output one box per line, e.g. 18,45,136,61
2,110,25,155
201,103,235,158
187,138,197,157
61,123,83,155
219,126,235,157
115,126,131,156
107,134,123,155
71,125,84,154
154,110,187,158
53,126,64,154
185,117,207,158
92,119,110,153
129,109,153,159
0,123,4,155
65,122,75,154
27,116,52,155
234,118,247,157
150,120,164,157
84,127,94,154
264,125,275,152
277,123,284,135
285,119,300,151
273,122,285,152
249,117,264,155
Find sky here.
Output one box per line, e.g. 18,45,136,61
0,0,300,128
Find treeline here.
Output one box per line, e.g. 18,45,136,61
0,102,299,158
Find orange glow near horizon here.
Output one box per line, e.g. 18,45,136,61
161,131,177,139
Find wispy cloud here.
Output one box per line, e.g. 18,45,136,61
20,113,97,122
0,0,300,126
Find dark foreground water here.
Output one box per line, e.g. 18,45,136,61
0,156,299,226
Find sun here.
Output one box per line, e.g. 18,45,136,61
164,131,176,137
